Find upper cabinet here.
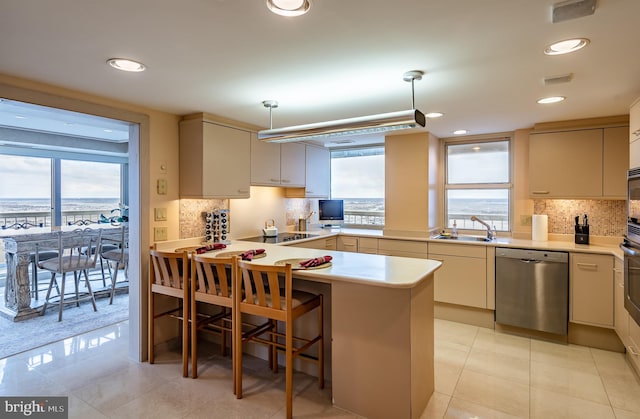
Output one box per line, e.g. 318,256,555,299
630,97,640,168
303,145,331,198
250,137,305,187
285,145,331,198
529,126,628,199
180,118,251,198
280,143,306,187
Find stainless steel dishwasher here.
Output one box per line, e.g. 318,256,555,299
495,247,569,335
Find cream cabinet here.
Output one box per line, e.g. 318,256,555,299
250,133,281,186
378,239,428,258
628,316,640,375
304,145,330,198
291,236,337,251
429,242,487,309
179,118,250,198
358,237,379,254
570,253,614,328
529,127,628,199
630,97,640,168
337,236,358,253
614,257,628,345
280,143,306,187
250,138,306,187
285,145,331,198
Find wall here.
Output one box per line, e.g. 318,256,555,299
384,131,438,237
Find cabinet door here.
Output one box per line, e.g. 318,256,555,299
203,122,250,198
305,145,331,198
614,257,629,345
291,237,337,250
281,143,306,187
570,253,614,327
337,236,358,253
603,126,629,198
629,316,640,375
631,97,640,143
429,243,487,309
378,239,428,258
631,138,640,169
250,133,281,185
529,129,603,198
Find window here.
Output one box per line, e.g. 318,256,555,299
331,147,384,227
445,139,511,232
0,154,125,227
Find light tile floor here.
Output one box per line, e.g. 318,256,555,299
1,318,639,418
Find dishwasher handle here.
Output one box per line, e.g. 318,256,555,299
519,258,542,264
621,243,640,257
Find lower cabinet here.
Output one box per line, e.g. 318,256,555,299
377,239,428,258
629,317,640,375
614,257,629,345
337,236,359,253
292,237,337,251
429,243,487,309
570,253,614,327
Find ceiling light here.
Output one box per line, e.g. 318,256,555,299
425,112,444,118
266,0,310,16
453,130,468,135
537,96,566,104
258,70,426,143
544,38,589,55
107,58,146,72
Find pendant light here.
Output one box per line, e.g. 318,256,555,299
258,70,426,143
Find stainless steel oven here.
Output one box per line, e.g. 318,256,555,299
622,167,640,326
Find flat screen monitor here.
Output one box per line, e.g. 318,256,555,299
318,199,344,227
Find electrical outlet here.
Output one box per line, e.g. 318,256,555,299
157,179,167,195
520,215,532,226
154,207,167,221
154,227,168,241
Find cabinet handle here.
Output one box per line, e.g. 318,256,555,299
618,282,625,288
629,345,640,356
531,191,550,194
307,190,314,194
577,263,598,270
238,189,249,194
281,179,290,183
633,129,640,136
270,178,280,182
614,268,622,273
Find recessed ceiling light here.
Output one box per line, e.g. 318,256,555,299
107,58,146,72
266,0,310,16
425,112,444,118
544,38,589,55
453,129,468,135
537,96,566,104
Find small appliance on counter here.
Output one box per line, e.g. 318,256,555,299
574,213,589,244
204,209,231,245
263,219,278,237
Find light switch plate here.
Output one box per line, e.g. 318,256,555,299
154,227,168,241
154,207,167,221
157,179,167,195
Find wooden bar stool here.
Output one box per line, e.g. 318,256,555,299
234,260,324,419
148,249,189,377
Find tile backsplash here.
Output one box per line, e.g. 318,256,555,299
533,199,625,237
179,198,227,239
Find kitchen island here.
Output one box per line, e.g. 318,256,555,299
155,238,442,419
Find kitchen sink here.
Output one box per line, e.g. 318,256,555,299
432,234,492,242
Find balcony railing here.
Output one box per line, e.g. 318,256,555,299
0,210,109,229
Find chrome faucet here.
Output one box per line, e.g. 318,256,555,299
470,215,496,240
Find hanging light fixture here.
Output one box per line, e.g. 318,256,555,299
266,0,311,17
258,70,426,143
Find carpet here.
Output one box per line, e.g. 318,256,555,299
0,292,129,359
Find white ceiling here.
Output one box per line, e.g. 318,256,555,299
1,0,639,146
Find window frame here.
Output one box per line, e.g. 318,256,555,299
330,145,385,229
443,135,513,233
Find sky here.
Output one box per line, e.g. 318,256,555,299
331,154,384,198
0,155,120,198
